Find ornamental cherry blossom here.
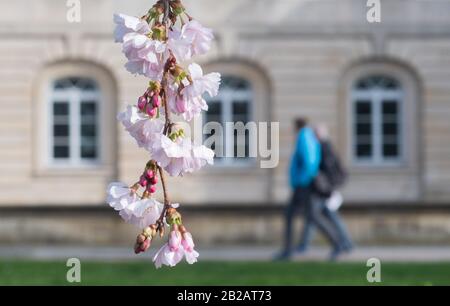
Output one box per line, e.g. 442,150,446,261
106,182,138,211
113,14,151,43
168,20,214,61
109,0,220,268
182,63,221,99
117,105,164,150
119,198,164,229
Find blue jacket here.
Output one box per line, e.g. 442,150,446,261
289,127,321,189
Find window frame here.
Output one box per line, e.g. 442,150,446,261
34,62,117,177
47,79,101,168
204,75,255,167
351,80,404,166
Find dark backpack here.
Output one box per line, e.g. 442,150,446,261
312,141,348,198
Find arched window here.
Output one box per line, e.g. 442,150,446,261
204,75,253,165
49,77,101,166
352,75,403,164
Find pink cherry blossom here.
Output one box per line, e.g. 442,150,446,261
182,63,221,99
113,14,151,43
152,233,199,268
167,29,192,62
168,20,214,61
106,182,137,211
182,232,199,264
183,20,214,56
169,230,182,252
122,33,167,80
110,3,221,268
151,134,193,176
188,145,215,172
181,232,195,252
167,86,208,121
153,243,184,269
119,198,164,229
151,134,214,176
117,106,165,150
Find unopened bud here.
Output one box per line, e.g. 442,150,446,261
179,225,187,234
167,207,177,216
146,106,157,117
141,238,151,252
148,81,161,92
137,234,146,244
147,185,157,194
134,243,141,254
139,175,148,187
146,169,155,179
137,96,147,111
142,227,150,237
152,95,161,108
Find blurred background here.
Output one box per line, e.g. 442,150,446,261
0,0,450,284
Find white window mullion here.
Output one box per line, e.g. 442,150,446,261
372,90,382,164
224,91,234,165
48,91,54,165
71,89,81,165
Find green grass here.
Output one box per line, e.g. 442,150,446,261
0,260,449,285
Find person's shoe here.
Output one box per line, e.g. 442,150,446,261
342,243,354,253
329,247,343,262
294,244,308,254
273,250,292,261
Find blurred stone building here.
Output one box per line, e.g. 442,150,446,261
1,0,450,246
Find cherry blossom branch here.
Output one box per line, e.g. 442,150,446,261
156,165,170,232
109,0,218,267
155,0,174,233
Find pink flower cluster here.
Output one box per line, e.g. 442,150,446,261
107,182,163,229
108,0,220,268
153,225,199,268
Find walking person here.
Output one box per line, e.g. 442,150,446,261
296,124,354,256
275,119,342,261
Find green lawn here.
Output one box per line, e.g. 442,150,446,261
0,260,449,285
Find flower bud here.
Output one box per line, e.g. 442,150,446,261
141,238,151,252
152,95,161,108
150,176,158,185
167,210,182,226
146,169,155,179
139,175,148,187
143,227,153,238
169,229,182,252
134,242,141,254
181,232,195,252
178,225,187,234
147,185,157,194
146,106,157,117
137,234,146,244
148,81,161,92
167,207,177,216
137,96,147,111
